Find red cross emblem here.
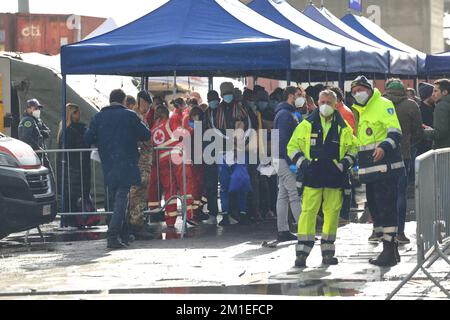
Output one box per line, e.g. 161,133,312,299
153,129,166,145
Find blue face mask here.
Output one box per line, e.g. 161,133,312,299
208,100,219,109
223,95,234,104
188,120,195,129
258,101,269,111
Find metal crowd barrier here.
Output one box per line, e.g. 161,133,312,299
387,148,450,299
36,146,189,239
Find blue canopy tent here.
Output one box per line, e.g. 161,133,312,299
425,52,450,76
303,4,419,76
248,0,390,79
61,0,343,79
341,13,426,75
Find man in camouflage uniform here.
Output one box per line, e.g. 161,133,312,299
128,90,155,240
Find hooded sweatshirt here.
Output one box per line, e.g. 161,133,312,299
273,102,301,164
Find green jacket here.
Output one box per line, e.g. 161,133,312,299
433,94,450,149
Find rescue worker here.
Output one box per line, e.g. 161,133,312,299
128,91,154,240
148,106,195,228
18,99,52,171
350,76,405,267
288,89,358,268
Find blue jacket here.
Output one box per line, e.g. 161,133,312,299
84,104,151,188
273,102,301,164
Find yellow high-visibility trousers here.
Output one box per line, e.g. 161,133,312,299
296,187,343,257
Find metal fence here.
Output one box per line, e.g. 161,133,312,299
36,146,189,238
387,148,450,299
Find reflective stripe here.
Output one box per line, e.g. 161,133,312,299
374,227,383,233
321,244,336,252
359,143,378,152
391,161,405,170
167,211,178,217
201,197,208,203
148,202,160,207
296,156,306,169
359,165,388,175
298,235,315,242
321,234,336,242
296,244,313,254
289,150,302,161
388,128,402,135
344,155,355,166
385,138,397,149
383,234,394,242
384,227,398,234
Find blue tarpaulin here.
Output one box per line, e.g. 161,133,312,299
61,0,342,77
425,52,450,75
303,4,419,76
248,0,389,75
341,13,426,74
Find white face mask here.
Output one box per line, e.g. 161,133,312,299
319,104,335,118
353,91,370,105
295,97,306,108
32,110,41,119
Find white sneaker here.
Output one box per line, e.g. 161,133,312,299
204,215,218,225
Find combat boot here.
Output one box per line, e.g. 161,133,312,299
369,241,398,267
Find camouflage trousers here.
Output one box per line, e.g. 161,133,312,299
128,152,152,229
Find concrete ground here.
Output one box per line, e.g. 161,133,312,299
0,217,449,300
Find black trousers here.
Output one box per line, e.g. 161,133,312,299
366,175,399,233
247,164,260,218
204,164,219,216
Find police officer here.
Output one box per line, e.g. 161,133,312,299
288,90,358,268
18,99,52,170
19,99,44,150
351,76,405,267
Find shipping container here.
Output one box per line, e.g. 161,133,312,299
0,13,17,52
1,13,104,55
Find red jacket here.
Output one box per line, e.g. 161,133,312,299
337,102,356,134
151,119,179,163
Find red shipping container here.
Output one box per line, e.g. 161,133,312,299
13,13,105,55
0,13,17,52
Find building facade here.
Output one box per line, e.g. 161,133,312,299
242,0,444,54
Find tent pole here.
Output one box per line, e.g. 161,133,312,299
253,76,258,87
173,71,177,98
286,70,292,86
339,73,345,93
60,74,67,227
208,76,214,91
141,76,145,90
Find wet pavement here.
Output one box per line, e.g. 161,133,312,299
0,216,449,300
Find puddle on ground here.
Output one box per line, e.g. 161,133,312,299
109,281,361,297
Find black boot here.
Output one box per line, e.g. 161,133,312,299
107,237,127,250
369,240,398,267
277,231,298,242
322,255,339,265
394,241,401,263
295,255,308,268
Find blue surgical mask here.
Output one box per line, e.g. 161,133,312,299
223,94,234,104
258,101,269,111
188,120,195,129
208,100,219,109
